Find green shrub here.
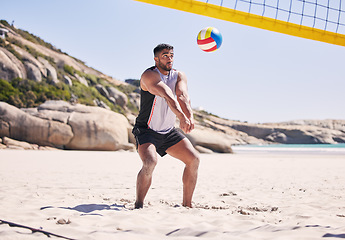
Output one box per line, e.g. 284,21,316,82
0,78,71,108
116,84,137,95
0,38,23,61
69,80,123,113
0,20,11,28
64,65,75,75
84,74,98,86
0,79,19,102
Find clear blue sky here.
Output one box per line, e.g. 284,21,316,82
2,0,345,123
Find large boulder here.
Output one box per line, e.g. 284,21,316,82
36,101,135,151
0,102,73,148
186,127,234,153
1,101,135,151
66,110,130,151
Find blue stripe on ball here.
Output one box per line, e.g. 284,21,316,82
211,30,222,48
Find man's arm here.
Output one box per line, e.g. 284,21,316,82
141,69,192,133
175,71,194,132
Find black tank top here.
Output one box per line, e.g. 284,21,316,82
134,66,178,134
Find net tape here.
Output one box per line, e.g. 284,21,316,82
204,0,344,34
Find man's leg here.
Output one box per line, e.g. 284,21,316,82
135,143,158,209
166,138,200,207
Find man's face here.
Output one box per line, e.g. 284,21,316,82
155,49,174,71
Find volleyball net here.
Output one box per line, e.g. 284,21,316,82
134,0,345,47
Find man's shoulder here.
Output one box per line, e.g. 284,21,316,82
142,66,159,78
142,69,159,81
143,66,157,73
140,67,160,91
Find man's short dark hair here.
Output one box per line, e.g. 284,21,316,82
153,43,174,57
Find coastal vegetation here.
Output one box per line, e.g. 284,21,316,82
0,20,136,114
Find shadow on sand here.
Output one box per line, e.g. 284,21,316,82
40,203,126,216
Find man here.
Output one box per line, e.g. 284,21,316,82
132,43,199,209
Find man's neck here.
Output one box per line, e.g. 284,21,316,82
156,66,169,76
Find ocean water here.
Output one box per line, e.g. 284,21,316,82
232,144,345,155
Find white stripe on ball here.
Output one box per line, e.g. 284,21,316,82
199,42,216,50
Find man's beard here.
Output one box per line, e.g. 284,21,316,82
158,61,172,71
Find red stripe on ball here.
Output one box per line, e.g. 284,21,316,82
197,37,215,45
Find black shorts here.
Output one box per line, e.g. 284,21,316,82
132,127,186,157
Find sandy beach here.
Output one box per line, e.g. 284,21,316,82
1,149,345,239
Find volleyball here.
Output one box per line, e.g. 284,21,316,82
197,27,222,52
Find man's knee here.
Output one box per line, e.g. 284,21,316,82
138,143,158,171
188,151,200,169
140,155,158,175
144,156,157,169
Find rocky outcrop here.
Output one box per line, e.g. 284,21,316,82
228,122,345,144
0,101,135,151
96,84,110,99
0,100,238,153
279,119,345,132
186,127,234,153
63,75,72,86
0,24,124,86
0,47,26,80
0,102,73,148
194,112,345,145
12,44,46,81
193,112,269,147
6,28,100,78
38,57,58,84
74,73,88,86
24,61,42,82
3,136,39,150
128,92,140,110
107,86,128,108
1,100,345,153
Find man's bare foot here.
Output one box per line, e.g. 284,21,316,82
135,201,143,209
182,203,192,208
